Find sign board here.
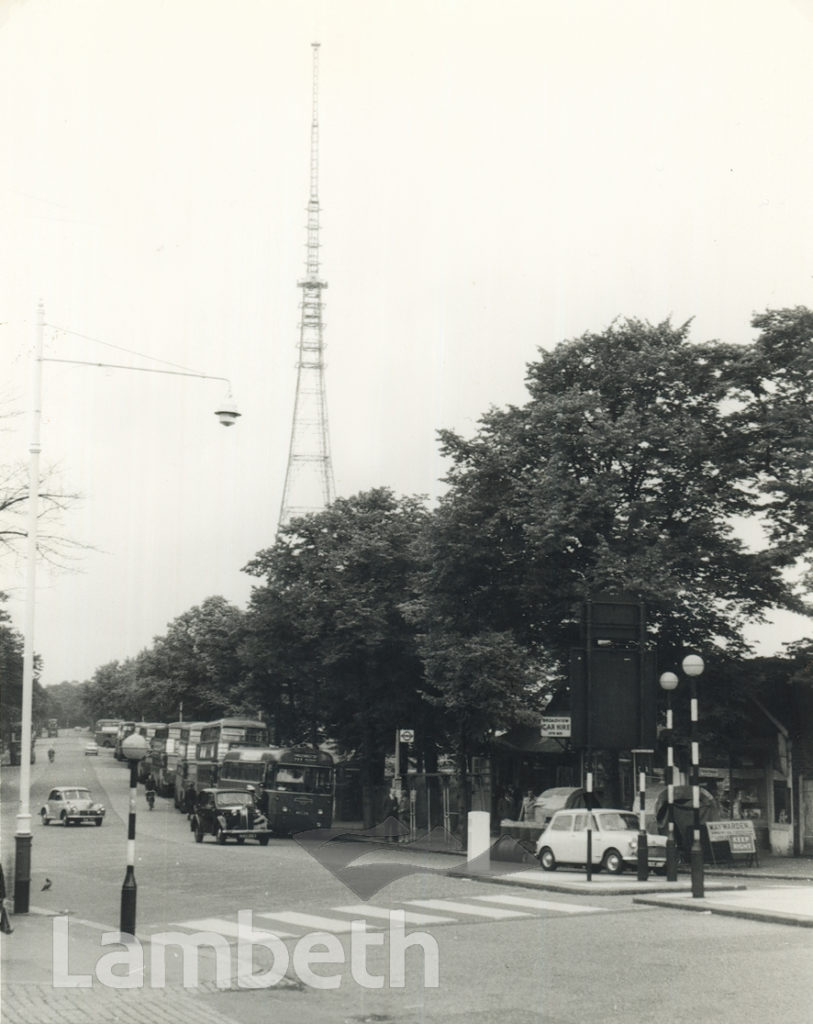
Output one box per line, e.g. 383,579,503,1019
540,716,571,738
398,729,414,744
705,819,757,853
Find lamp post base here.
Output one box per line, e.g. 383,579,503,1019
690,841,705,898
665,837,678,882
636,832,649,881
120,866,137,939
13,832,32,914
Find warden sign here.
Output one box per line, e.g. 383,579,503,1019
705,819,757,853
540,716,571,738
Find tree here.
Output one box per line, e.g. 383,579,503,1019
137,597,249,721
431,316,812,661
243,489,433,826
0,591,48,745
418,314,813,769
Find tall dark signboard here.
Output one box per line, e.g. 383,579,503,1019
569,594,657,750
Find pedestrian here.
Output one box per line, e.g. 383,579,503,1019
397,788,410,834
497,788,515,822
519,789,536,822
383,787,400,842
184,783,197,816
0,862,12,934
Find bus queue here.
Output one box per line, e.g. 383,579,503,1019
104,716,335,835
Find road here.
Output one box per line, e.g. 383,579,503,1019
3,733,813,1024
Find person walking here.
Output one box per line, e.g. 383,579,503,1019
0,862,13,934
519,789,536,822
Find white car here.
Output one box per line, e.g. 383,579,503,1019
40,786,105,826
535,808,668,874
84,742,99,756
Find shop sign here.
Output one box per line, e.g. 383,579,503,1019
540,716,571,738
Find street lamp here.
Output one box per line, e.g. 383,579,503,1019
659,670,679,881
120,732,149,939
13,302,240,914
682,653,705,898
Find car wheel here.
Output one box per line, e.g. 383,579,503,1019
60,811,69,826
195,828,204,843
538,847,557,871
236,836,245,845
95,818,103,826
41,810,49,826
216,827,227,845
258,836,270,847
602,849,625,874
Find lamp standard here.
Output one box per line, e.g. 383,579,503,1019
682,653,705,898
13,302,240,914
659,670,679,881
120,732,149,939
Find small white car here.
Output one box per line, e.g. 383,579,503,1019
40,786,105,826
84,742,99,756
535,808,668,874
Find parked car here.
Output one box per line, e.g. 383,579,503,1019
84,742,99,756
40,786,105,826
189,788,272,845
535,808,668,874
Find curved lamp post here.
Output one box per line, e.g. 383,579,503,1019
682,653,705,898
659,670,679,881
120,732,149,939
13,302,240,915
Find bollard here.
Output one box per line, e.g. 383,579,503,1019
467,811,491,872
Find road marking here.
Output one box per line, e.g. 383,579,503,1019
172,917,296,940
332,904,456,925
403,899,531,919
470,894,607,914
256,911,381,933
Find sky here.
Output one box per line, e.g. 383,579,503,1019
1,0,812,689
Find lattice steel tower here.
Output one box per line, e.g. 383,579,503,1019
278,42,335,529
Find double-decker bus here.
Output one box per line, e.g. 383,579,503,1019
188,718,269,804
94,719,123,749
46,719,59,738
217,744,335,834
172,721,208,810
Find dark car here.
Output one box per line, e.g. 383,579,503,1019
190,788,272,845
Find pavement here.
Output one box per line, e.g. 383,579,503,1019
2,846,812,1022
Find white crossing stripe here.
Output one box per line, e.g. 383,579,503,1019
171,917,296,940
332,904,456,925
470,894,607,915
404,899,531,920
256,911,381,933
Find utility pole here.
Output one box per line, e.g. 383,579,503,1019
278,42,335,529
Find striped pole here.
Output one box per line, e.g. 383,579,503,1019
683,654,705,898
636,769,649,880
585,758,593,882
666,696,678,880
120,757,139,938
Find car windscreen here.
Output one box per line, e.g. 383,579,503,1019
214,792,253,808
62,789,91,801
597,812,638,831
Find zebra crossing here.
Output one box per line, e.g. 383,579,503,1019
167,891,607,945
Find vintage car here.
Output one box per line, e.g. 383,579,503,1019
535,808,668,873
84,742,99,756
40,786,105,826
189,788,272,845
